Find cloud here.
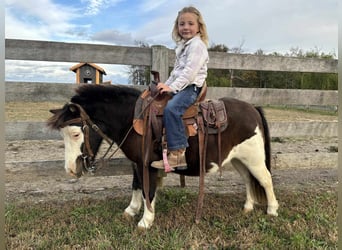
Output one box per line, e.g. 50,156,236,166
83,0,109,16
82,0,123,16
134,15,174,47
198,0,337,54
5,60,130,84
6,0,79,27
84,0,106,15
5,61,75,83
5,11,50,40
137,0,169,12
5,0,82,40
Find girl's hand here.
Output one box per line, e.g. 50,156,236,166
157,82,172,93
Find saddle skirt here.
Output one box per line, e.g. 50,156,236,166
133,85,228,139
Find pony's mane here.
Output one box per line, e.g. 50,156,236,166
71,84,141,105
47,84,142,129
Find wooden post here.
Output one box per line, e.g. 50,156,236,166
151,45,169,82
151,45,186,187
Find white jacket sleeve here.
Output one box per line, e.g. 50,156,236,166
165,37,209,93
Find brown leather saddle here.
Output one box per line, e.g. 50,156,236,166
133,82,228,140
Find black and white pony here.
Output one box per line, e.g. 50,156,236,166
47,84,279,229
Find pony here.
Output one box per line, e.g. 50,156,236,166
47,84,279,229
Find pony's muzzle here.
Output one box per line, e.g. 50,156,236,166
67,156,86,178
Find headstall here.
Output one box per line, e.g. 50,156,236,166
60,103,114,173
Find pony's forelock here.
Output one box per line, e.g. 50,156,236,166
47,105,67,130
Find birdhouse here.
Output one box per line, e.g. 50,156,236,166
70,62,107,84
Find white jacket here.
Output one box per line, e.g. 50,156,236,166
165,35,209,93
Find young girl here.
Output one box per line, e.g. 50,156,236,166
152,6,209,170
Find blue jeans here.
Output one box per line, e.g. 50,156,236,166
163,85,201,151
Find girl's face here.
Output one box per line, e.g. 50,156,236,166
177,12,200,41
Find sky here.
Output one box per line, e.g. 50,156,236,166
5,0,338,84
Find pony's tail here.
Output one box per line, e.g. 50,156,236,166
256,106,271,172
249,106,271,205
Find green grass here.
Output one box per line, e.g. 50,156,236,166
5,187,337,249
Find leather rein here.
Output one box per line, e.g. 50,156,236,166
60,95,159,173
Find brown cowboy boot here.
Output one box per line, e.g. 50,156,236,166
151,149,187,170
167,150,187,170
151,158,164,169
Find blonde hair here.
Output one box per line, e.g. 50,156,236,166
172,6,209,47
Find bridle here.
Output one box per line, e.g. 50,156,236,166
60,103,119,173
59,83,161,174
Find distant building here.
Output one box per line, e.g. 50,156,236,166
70,62,110,84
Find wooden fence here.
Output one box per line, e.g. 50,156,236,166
5,39,338,81
5,39,338,140
5,39,338,174
5,82,338,140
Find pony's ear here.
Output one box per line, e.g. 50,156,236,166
69,104,78,113
49,108,61,114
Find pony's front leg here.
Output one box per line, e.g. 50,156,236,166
123,189,142,219
138,196,156,230
137,168,162,230
123,167,143,219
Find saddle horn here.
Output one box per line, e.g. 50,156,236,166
150,70,160,83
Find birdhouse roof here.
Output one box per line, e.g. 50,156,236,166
70,62,107,75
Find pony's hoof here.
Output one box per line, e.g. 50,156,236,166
137,225,148,232
122,212,134,221
243,207,253,214
137,219,152,230
243,204,254,214
267,205,279,216
267,210,278,217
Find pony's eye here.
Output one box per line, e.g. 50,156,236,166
72,132,80,138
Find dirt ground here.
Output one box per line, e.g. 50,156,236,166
5,136,338,205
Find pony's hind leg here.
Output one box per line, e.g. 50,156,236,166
228,127,279,216
230,158,256,213
232,158,278,216
248,162,279,216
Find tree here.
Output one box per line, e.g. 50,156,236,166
208,43,228,52
206,43,231,87
127,41,151,85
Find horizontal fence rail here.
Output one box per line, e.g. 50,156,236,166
6,39,338,72
5,82,338,106
5,39,338,82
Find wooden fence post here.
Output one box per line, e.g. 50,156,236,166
151,45,169,82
